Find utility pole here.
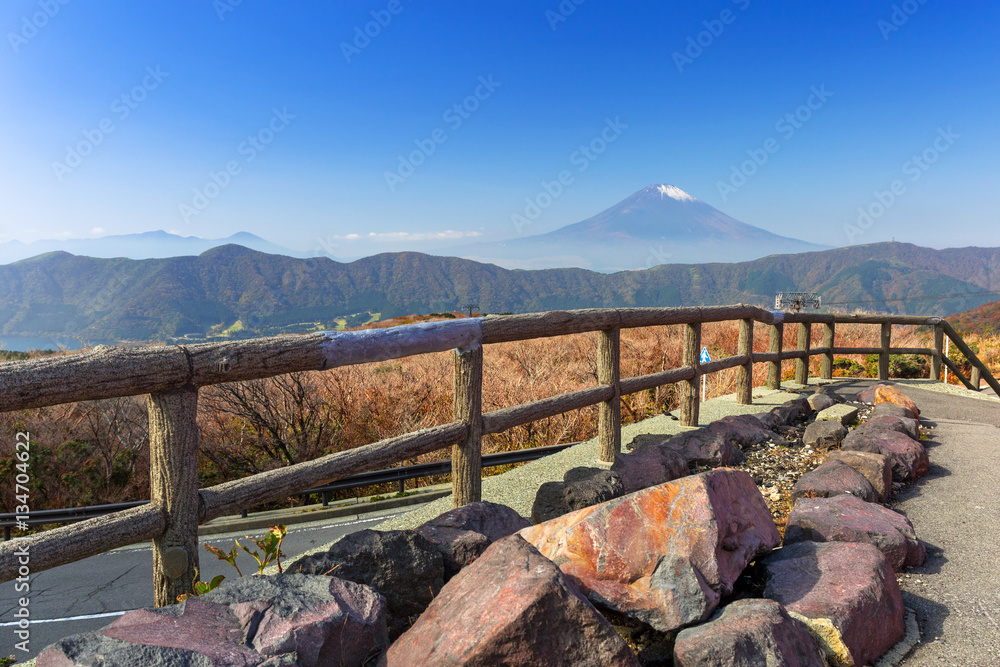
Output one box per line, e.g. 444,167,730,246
462,303,479,317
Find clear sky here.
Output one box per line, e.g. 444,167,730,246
2,0,998,258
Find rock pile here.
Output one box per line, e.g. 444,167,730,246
37,384,931,666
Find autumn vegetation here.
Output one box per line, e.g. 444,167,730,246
0,314,989,526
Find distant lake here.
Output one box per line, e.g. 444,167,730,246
0,336,118,352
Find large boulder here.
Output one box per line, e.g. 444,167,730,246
667,430,745,467
790,459,879,503
612,439,688,494
38,575,388,667
531,467,625,524
38,599,263,666
803,421,847,451
824,450,894,502
382,536,639,666
784,494,925,571
416,501,530,579
707,414,776,447
856,384,919,418
674,599,826,667
764,541,905,667
861,414,920,440
519,469,780,633
770,398,811,427
288,529,444,639
807,392,836,412
871,402,921,423
842,430,929,481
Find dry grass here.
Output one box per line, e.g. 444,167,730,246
0,315,941,515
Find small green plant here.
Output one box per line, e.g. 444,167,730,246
368,494,385,503
236,524,287,574
176,524,286,603
1,654,17,667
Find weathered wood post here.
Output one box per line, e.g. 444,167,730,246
931,324,944,381
795,322,810,385
681,322,701,427
879,322,892,381
767,322,784,390
736,318,753,405
597,328,621,463
971,365,982,389
453,346,483,507
148,386,201,608
820,322,835,380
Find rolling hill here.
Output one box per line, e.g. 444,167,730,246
0,242,998,343
948,299,1000,335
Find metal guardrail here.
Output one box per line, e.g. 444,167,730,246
0,442,574,541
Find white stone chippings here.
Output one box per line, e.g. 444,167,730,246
318,318,483,366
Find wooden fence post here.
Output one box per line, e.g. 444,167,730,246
148,386,201,608
767,323,783,390
931,324,944,381
820,322,835,380
681,322,701,427
597,328,621,463
453,346,483,507
879,323,892,381
736,318,753,405
795,323,810,385
971,365,982,390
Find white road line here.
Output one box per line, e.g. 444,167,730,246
0,610,132,626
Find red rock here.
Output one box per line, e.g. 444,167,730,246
842,429,929,480
824,450,894,502
857,384,919,417
790,460,878,503
861,414,920,440
764,541,905,667
382,536,639,667
808,392,836,412
784,494,925,571
519,469,780,633
612,440,688,494
674,599,826,667
207,574,388,667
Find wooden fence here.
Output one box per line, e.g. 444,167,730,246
1,305,996,605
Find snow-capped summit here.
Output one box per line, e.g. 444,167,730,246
651,184,699,202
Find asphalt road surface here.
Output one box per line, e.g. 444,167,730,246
0,506,415,660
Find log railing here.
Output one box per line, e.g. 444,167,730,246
1,305,996,605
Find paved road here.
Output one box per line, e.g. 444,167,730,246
0,506,415,660
832,381,1000,665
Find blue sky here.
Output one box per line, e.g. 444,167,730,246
1,0,998,258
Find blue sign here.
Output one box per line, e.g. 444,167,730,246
700,347,711,364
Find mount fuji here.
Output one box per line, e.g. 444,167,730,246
445,184,828,271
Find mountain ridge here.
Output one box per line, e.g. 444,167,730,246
0,241,998,343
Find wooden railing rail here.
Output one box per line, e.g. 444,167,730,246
1,305,997,605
